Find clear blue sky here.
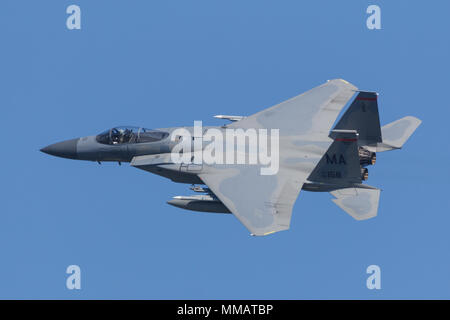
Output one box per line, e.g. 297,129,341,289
1,0,449,299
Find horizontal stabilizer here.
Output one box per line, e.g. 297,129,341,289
330,187,380,220
379,116,422,151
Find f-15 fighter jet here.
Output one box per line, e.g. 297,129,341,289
41,79,421,236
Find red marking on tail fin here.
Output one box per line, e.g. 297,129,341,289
335,138,357,142
356,97,377,101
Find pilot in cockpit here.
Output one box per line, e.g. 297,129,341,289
96,126,168,145
111,128,120,144
121,128,133,143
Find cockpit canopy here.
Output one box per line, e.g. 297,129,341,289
96,126,169,145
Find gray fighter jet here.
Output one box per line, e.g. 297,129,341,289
41,79,421,236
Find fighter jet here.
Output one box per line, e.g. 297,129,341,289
41,79,421,236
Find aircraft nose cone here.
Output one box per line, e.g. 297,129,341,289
40,138,79,159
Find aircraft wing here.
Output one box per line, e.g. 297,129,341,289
199,79,358,235
199,166,309,236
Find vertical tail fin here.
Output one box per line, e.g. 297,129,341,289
307,130,362,184
334,91,422,152
334,91,382,146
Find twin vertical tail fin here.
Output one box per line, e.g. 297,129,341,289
334,90,422,152
315,90,421,220
306,128,381,220
334,91,382,146
307,129,362,184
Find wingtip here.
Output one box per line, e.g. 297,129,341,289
327,78,349,84
326,79,358,90
406,115,423,125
